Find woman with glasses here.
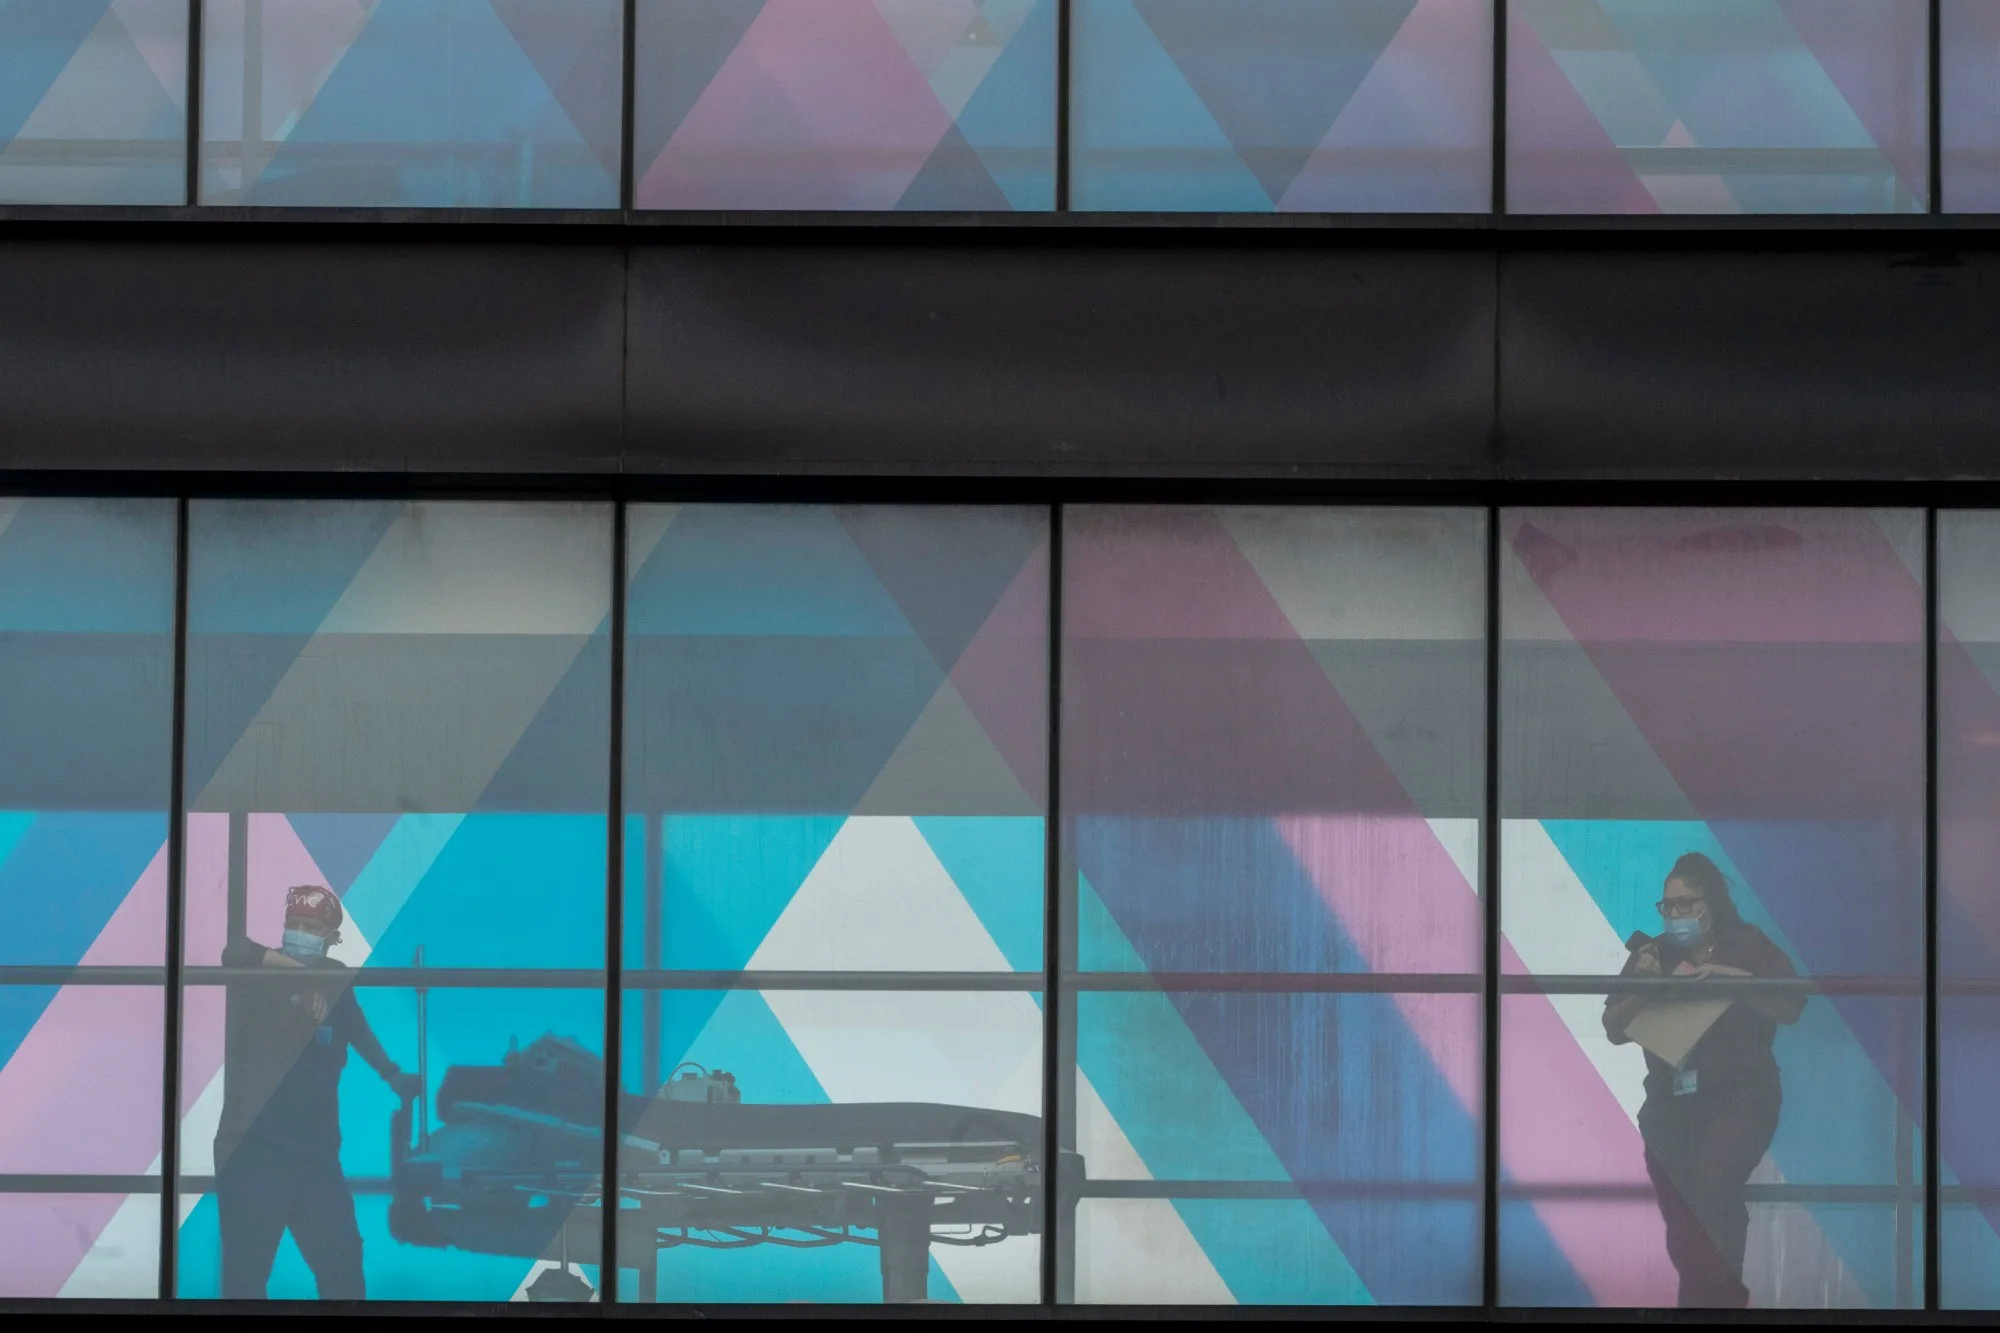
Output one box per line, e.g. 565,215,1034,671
1601,852,1805,1309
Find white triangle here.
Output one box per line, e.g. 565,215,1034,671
1071,1076,1233,1304
748,816,1011,974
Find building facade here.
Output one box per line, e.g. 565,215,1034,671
4,0,2000,1318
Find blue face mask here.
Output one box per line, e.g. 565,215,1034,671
1662,914,1705,947
281,928,327,959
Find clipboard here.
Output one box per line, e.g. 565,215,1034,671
1623,961,1732,1069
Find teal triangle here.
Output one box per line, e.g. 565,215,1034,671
249,0,603,205
913,816,1043,970
1077,870,1146,972
659,815,845,970
1070,0,1271,211
0,1,110,142
1134,0,1413,204
629,508,919,638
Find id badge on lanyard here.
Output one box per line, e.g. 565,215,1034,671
1673,1068,1699,1097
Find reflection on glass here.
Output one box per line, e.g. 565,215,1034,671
176,501,612,1301
1507,0,1928,214
199,0,623,207
0,499,176,1297
619,504,1050,1304
0,0,187,204
1937,512,2000,1307
632,0,1058,211
1060,506,1486,1305
1499,508,1925,1309
1069,0,1491,212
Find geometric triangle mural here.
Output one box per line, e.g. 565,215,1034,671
633,0,1057,211
198,0,622,207
619,504,1049,1302
0,0,188,205
1070,0,1492,212
1508,0,1928,214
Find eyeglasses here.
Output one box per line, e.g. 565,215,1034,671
1655,898,1706,919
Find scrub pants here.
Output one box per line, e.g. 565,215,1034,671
1639,1086,1781,1309
215,1135,364,1299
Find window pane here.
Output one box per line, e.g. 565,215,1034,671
1943,0,2000,212
1070,0,1491,213
0,499,176,1297
619,505,1049,1305
1938,512,2000,1308
199,0,622,207
0,0,187,204
633,0,1057,211
1499,508,1924,1309
1507,0,1928,214
1061,506,1486,1306
176,501,611,1303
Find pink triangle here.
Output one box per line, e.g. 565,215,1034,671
1504,3,1658,214
640,0,951,209
0,841,169,1294
1663,118,1694,149
1281,0,1492,212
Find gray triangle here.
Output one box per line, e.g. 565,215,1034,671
853,679,1036,816
1306,640,1485,818
897,121,1011,212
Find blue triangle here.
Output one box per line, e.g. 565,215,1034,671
951,0,1059,211
1069,0,1273,211
249,0,606,206
913,816,1044,970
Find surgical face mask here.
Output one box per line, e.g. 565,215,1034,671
1662,914,1705,947
281,928,327,959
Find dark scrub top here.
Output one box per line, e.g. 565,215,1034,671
1604,923,1805,1109
215,936,364,1162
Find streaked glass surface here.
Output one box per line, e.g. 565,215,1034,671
1060,506,1486,1305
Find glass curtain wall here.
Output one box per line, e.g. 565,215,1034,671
1058,506,1486,1306
11,499,2000,1308
1498,508,1926,1310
